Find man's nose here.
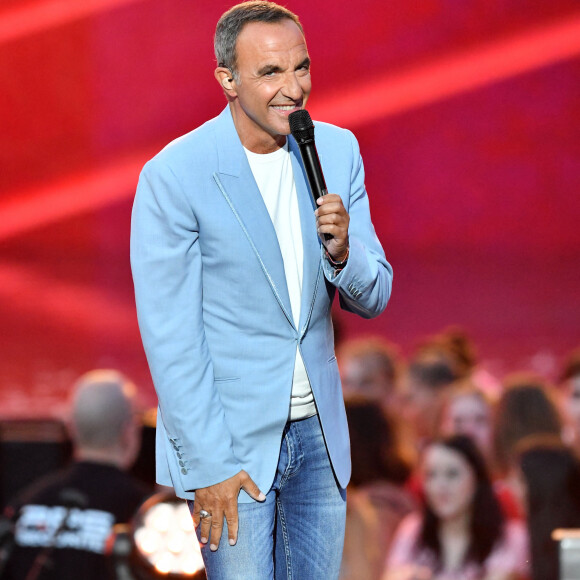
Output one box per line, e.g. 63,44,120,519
282,72,303,100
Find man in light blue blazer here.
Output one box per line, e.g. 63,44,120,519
131,2,392,578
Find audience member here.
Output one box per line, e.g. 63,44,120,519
515,436,580,580
384,435,529,580
493,375,563,476
558,347,580,453
3,369,152,580
438,381,495,462
400,350,458,450
492,374,563,519
338,337,401,412
341,397,416,580
416,327,478,381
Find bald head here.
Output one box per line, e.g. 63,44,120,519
70,370,139,466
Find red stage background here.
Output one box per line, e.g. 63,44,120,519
1,0,579,416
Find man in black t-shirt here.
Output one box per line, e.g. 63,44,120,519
3,370,152,580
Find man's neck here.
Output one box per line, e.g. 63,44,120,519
75,448,126,469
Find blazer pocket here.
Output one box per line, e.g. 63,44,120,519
214,377,241,393
214,377,240,384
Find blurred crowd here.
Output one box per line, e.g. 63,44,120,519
338,328,580,580
1,327,580,579
0,370,153,580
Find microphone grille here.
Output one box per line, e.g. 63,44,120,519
288,109,315,143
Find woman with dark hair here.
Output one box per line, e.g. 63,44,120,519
558,347,580,454
341,397,416,580
493,375,563,478
492,375,564,520
384,435,529,580
347,396,414,488
516,437,580,580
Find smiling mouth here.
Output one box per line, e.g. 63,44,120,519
271,104,302,113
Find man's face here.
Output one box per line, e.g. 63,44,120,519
225,19,311,153
341,356,395,408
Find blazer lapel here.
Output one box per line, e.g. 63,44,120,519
212,108,294,328
288,136,322,336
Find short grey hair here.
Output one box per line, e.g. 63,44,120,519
214,1,303,80
70,369,137,450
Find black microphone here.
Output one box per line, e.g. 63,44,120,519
288,109,327,203
288,109,331,240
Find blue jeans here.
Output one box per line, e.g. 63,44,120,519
188,414,346,579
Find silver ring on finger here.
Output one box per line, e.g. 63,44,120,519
199,509,212,519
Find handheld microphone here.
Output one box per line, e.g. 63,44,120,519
288,109,327,202
288,109,331,239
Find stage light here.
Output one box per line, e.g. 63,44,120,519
133,492,204,577
108,490,205,579
553,529,580,580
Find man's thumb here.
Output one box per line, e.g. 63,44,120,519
240,473,266,502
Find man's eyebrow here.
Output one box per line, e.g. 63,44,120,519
256,57,311,76
256,63,283,75
296,57,311,69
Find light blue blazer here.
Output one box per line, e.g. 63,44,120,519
131,106,392,501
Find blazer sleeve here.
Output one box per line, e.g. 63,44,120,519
130,159,241,491
322,130,393,318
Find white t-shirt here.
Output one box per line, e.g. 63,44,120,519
244,142,316,420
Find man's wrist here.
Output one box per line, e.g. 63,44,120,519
325,246,349,272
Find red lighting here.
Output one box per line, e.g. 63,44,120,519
0,0,145,44
310,12,580,126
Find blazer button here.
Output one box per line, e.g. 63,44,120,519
181,468,187,475
179,461,185,467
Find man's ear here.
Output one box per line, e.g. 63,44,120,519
215,67,236,95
